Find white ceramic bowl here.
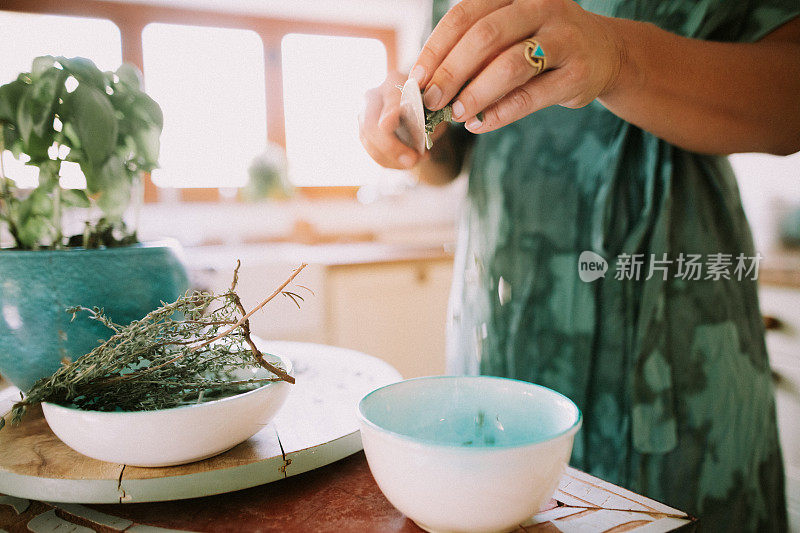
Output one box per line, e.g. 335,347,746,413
41,354,292,467
358,376,582,533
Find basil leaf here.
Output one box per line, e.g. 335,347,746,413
60,57,106,90
115,63,143,90
68,83,117,168
0,80,27,123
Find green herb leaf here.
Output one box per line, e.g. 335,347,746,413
115,64,143,90
424,103,453,150
0,80,27,123
31,56,56,76
131,124,161,165
86,154,131,219
130,93,164,131
68,83,118,168
60,57,106,90
17,69,62,144
16,213,53,249
60,188,91,208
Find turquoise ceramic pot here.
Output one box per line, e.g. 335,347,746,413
0,241,189,390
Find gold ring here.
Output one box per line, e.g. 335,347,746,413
522,38,547,76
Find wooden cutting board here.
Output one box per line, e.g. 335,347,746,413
0,341,402,504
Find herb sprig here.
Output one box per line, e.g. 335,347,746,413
396,85,480,150
2,262,308,428
394,83,454,150
424,105,453,150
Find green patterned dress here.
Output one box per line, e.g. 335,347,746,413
440,0,800,530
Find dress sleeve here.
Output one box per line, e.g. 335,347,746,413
738,0,800,41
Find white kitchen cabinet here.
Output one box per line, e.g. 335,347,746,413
759,285,800,532
325,259,452,378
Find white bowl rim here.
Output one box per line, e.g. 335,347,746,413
41,353,293,416
357,375,582,450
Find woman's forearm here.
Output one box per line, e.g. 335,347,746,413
599,17,800,155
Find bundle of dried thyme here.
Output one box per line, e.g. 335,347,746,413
2,262,308,428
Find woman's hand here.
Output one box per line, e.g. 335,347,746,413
358,71,423,169
410,0,624,133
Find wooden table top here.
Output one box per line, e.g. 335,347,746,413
0,451,696,532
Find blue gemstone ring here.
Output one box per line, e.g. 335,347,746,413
522,39,547,76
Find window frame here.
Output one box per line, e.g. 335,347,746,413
2,0,398,202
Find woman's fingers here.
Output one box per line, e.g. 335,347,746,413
359,134,410,169
402,0,622,137
463,68,578,133
359,87,383,132
451,35,563,121
423,3,544,110
411,0,510,87
359,122,420,169
378,92,401,132
358,83,420,169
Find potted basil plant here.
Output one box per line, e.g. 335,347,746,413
0,56,188,390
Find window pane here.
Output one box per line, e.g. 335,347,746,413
143,23,267,188
0,11,121,86
282,34,390,187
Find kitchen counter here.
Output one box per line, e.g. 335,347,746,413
760,248,800,288
183,241,453,269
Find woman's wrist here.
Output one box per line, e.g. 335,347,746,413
597,16,645,102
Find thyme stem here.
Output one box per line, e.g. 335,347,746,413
190,263,308,354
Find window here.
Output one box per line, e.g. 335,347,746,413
142,23,267,189
2,1,399,198
282,34,393,187
0,11,121,86
0,11,121,188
